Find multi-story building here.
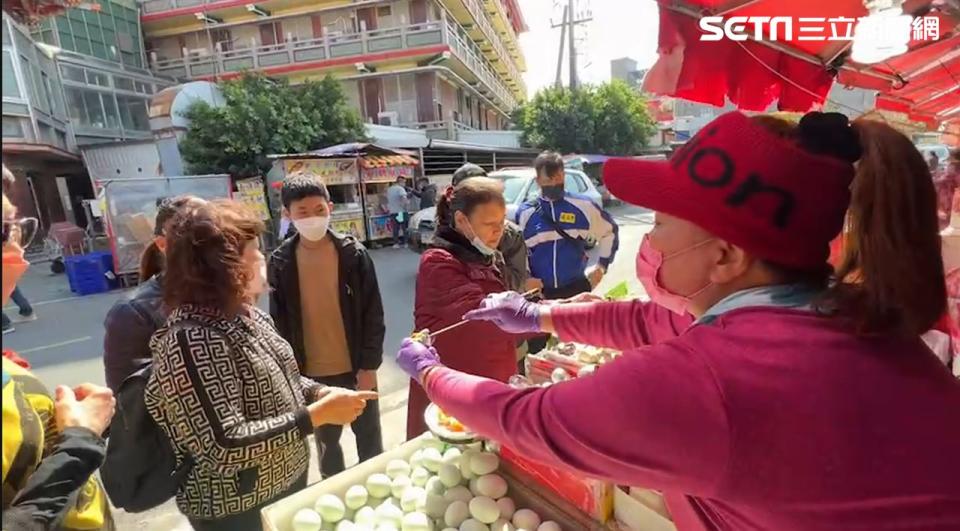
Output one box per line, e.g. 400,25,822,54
2,1,172,230
138,0,528,136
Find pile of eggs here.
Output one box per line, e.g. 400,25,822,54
291,437,561,531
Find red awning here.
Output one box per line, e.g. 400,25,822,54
643,0,959,124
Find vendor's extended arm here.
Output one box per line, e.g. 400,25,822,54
543,300,694,350
421,342,729,495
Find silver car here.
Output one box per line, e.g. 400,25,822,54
408,168,602,251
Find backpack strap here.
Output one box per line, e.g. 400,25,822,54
535,201,587,256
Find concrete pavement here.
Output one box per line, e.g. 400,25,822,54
2,205,653,530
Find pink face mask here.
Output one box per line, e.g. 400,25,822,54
636,235,713,315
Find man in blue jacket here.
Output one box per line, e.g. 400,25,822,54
516,151,619,303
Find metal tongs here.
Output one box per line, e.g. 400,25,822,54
412,287,541,346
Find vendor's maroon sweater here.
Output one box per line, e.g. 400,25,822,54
425,301,960,530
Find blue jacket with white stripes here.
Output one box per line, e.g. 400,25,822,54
515,194,619,290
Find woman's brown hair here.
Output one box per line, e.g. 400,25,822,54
436,176,506,228
163,199,264,317
753,114,946,337
138,195,205,282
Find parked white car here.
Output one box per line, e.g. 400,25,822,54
408,168,602,251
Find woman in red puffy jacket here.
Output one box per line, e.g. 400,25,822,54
407,177,520,438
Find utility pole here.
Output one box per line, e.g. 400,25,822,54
551,0,592,90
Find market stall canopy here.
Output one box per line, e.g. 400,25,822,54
643,0,959,122
268,143,419,161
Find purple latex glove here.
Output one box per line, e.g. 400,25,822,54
397,338,442,382
462,291,542,334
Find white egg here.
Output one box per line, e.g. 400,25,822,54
353,506,377,527
442,447,462,466
550,368,570,383
468,478,481,495
375,526,399,531
387,459,412,480
291,508,323,531
421,447,443,472
401,512,431,531
459,450,479,479
459,518,489,531
511,509,541,531
422,433,447,451
366,474,393,499
424,492,450,519
443,486,473,504
425,476,446,496
409,450,425,469
495,498,515,520
391,475,412,498
468,496,500,524
537,521,561,531
315,494,346,523
444,500,470,528
410,466,431,487
345,485,369,510
475,475,508,499
375,502,403,527
336,521,356,531
576,365,597,378
438,463,462,488
469,453,499,476
400,487,427,513
490,519,515,531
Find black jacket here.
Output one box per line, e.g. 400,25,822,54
267,232,385,373
103,274,166,391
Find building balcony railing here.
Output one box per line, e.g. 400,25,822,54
140,0,210,14
149,19,518,111
452,0,525,97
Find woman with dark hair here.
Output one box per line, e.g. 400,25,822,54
398,112,960,528
102,195,205,391
145,200,376,531
406,177,525,438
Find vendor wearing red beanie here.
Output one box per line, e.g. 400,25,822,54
397,112,960,530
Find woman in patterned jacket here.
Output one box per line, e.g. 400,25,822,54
145,200,377,531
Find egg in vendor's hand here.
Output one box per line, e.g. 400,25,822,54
460,518,489,531
469,453,499,477
387,459,412,480
468,496,500,524
366,474,393,499
291,508,323,531
494,498,515,520
391,475,413,498
315,494,346,523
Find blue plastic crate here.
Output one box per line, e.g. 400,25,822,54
64,252,116,295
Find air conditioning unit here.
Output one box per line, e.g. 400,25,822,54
377,111,399,126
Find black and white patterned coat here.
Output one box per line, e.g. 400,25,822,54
145,305,321,519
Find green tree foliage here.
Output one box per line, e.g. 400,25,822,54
179,73,366,177
513,80,657,155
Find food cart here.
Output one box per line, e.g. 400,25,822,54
97,175,232,282
267,144,419,245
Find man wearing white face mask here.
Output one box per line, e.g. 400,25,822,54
267,174,385,478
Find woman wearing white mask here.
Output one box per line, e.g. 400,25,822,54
267,174,386,479
405,177,528,438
